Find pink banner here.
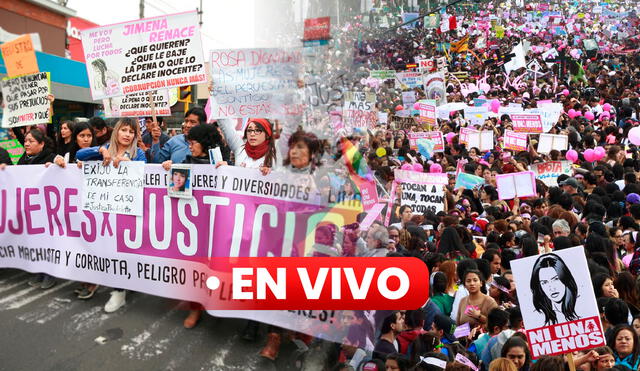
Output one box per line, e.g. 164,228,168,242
408,131,444,151
503,130,528,151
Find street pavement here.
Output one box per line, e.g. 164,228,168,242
0,268,328,371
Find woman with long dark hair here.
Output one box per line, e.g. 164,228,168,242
218,118,277,175
607,324,640,369
530,253,579,326
56,120,74,156
437,227,469,259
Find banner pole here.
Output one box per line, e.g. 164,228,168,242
566,353,576,371
148,91,157,124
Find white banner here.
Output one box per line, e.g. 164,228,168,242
81,161,145,216
103,89,171,117
81,11,206,99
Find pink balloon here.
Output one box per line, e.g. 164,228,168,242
568,109,577,118
446,132,456,144
490,99,501,114
603,103,611,112
412,163,424,172
629,127,640,146
601,112,611,119
413,102,421,110
562,89,570,96
594,146,606,160
584,149,597,162
584,111,595,121
401,163,413,171
430,163,443,173
395,105,404,111
566,149,579,163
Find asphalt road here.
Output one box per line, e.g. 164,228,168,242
0,268,328,371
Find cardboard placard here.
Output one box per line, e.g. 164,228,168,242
496,171,537,200
81,161,145,216
0,34,39,78
511,247,605,358
529,161,572,187
504,130,528,151
1,72,51,128
342,91,377,130
467,130,494,151
512,114,543,133
408,131,444,152
537,133,568,154
103,89,171,117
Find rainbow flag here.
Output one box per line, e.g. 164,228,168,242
341,138,371,180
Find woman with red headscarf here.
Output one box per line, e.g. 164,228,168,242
217,118,277,175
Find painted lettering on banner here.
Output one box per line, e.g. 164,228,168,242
82,161,145,216
103,89,171,117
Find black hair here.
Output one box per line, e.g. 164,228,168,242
530,253,579,326
186,124,230,161
184,107,207,125
69,121,96,162
89,116,107,130
487,307,509,334
605,299,630,327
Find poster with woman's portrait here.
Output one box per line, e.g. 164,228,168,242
168,164,192,199
511,246,605,358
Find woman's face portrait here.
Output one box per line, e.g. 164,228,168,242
505,346,527,370
601,278,617,298
401,206,412,223
60,123,71,140
615,329,635,357
188,140,204,157
539,267,565,303
172,172,186,190
23,133,44,156
76,129,93,149
246,122,266,146
633,318,640,337
595,353,615,370
464,272,482,294
117,125,135,148
289,141,310,169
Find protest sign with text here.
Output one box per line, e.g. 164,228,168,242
0,34,39,78
537,133,568,154
394,169,447,215
417,99,437,126
529,161,572,187
408,131,444,152
103,89,171,117
395,71,423,89
342,91,377,130
511,114,543,133
210,48,303,119
370,70,396,80
81,161,145,216
81,11,206,99
0,139,24,164
1,72,50,128
467,130,494,151
511,247,605,358
424,71,447,105
504,130,528,151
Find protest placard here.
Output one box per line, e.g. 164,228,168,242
537,133,568,154
81,161,145,216
464,106,489,126
454,172,485,190
511,246,605,358
459,126,477,145
395,71,423,89
370,70,396,80
210,47,303,119
395,170,446,214
402,91,417,107
408,131,444,152
418,58,436,72
424,71,447,105
359,203,386,230
168,164,193,199
0,139,24,164
103,89,171,117
303,17,330,40
496,171,537,200
467,130,494,151
81,11,206,100
342,91,377,130
504,130,528,151
1,72,50,128
417,99,437,126
529,161,572,187
0,34,39,78
511,113,543,133
534,103,563,132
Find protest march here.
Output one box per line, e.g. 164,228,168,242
5,0,640,370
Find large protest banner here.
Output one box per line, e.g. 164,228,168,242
103,89,172,117
511,247,605,358
1,72,51,128
209,48,303,119
342,91,377,130
0,34,39,78
81,11,206,100
0,164,373,345
529,161,572,186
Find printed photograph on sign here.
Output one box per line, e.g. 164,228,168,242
168,164,192,199
511,246,605,358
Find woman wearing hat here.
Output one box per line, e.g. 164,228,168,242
217,118,277,175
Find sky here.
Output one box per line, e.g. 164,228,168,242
66,0,257,51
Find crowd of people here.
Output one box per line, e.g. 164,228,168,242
4,0,640,370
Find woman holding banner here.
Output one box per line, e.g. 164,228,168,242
2,128,58,289
76,118,146,312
